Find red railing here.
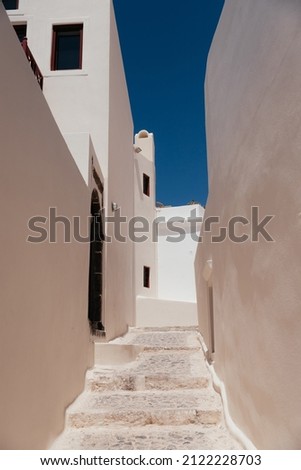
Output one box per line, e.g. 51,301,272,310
21,38,43,90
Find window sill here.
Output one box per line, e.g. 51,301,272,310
44,70,88,78
7,10,24,16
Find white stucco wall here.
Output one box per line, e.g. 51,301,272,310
6,0,135,341
196,0,301,449
135,204,203,327
157,204,204,302
134,131,157,303
104,2,135,338
7,0,111,182
136,297,198,328
0,5,92,449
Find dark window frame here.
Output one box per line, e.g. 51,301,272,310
13,24,27,42
51,24,83,71
3,0,19,10
143,173,150,197
143,266,150,288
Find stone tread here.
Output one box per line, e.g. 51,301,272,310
66,390,222,428
52,424,240,450
111,329,201,350
67,389,221,411
51,328,242,450
87,374,209,392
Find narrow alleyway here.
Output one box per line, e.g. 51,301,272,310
52,328,241,449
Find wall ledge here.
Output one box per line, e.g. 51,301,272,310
198,334,257,450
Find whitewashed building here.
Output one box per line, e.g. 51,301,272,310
195,0,301,449
4,0,136,340
0,0,203,449
0,0,137,449
133,130,204,327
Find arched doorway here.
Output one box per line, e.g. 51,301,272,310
88,189,104,331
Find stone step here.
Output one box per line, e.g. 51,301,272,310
87,373,209,392
50,328,242,450
87,348,209,392
52,424,240,450
112,330,201,350
66,390,222,428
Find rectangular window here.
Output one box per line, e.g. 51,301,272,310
143,173,150,197
143,266,150,288
3,0,19,9
51,24,83,71
13,24,27,42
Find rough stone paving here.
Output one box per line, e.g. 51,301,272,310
51,327,241,450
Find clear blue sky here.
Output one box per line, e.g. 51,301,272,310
113,0,225,207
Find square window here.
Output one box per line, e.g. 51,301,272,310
3,0,19,9
143,173,150,197
51,24,83,71
143,266,150,288
13,24,27,42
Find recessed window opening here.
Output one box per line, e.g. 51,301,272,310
51,24,83,71
143,173,150,197
3,0,19,10
13,24,27,42
143,266,150,288
88,189,104,331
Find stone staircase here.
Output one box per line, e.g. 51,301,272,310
51,328,241,449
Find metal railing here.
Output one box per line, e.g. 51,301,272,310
21,38,43,90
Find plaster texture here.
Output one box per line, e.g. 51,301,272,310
134,202,204,327
6,0,136,341
157,205,204,303
195,0,301,449
0,4,92,449
133,131,157,303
